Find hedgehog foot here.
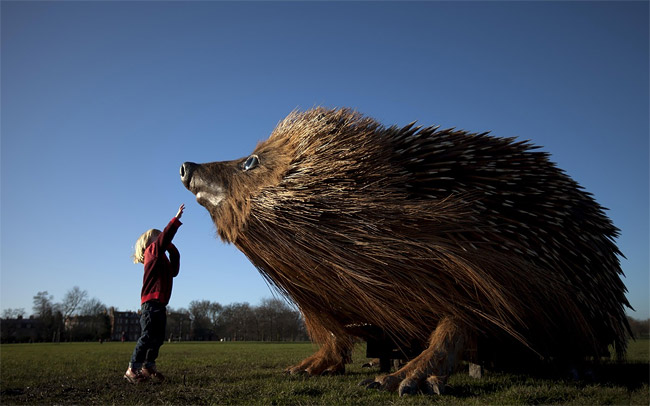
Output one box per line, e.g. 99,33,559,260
286,336,352,376
286,354,345,376
363,317,465,396
361,372,447,395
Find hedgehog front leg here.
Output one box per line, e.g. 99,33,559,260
286,319,354,376
363,317,466,396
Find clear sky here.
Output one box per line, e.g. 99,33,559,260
1,1,648,320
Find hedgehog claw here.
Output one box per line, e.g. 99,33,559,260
364,380,381,390
398,379,419,396
286,367,308,376
424,376,445,395
362,375,402,392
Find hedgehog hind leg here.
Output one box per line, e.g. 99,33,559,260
363,317,466,396
286,331,354,376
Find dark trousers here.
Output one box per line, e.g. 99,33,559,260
129,300,166,369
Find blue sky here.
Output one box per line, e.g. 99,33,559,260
1,1,648,320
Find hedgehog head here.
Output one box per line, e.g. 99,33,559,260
180,108,382,242
180,145,286,242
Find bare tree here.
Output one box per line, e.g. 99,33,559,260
33,291,55,318
258,298,305,341
167,307,191,341
32,291,62,341
189,300,218,340
79,297,106,316
208,301,223,331
218,302,258,341
61,286,88,319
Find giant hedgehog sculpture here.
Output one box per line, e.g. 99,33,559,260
180,108,630,395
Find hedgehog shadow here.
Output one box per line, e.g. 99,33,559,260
585,361,649,390
447,361,649,398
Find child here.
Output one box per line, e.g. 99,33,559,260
124,204,184,384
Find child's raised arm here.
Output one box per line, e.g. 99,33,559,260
150,205,184,253
175,203,185,220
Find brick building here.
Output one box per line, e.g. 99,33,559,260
0,316,42,343
108,307,140,341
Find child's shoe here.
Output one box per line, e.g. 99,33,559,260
123,367,147,384
142,365,165,383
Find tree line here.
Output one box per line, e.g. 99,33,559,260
2,287,648,343
169,298,308,342
0,287,308,343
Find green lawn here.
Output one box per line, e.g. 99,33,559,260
1,340,648,405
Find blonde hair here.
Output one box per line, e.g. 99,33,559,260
132,229,161,264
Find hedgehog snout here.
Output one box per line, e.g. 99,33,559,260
181,161,226,209
180,162,197,190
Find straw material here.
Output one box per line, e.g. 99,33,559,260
199,108,630,363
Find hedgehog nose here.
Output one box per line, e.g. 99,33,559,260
180,162,197,189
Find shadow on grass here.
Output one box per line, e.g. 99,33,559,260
589,362,650,390
446,360,650,399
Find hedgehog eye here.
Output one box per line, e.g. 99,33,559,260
242,155,259,171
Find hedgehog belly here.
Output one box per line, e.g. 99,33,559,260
234,231,442,343
236,189,626,361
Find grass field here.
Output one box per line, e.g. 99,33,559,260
1,340,648,405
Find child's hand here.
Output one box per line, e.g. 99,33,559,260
176,204,185,220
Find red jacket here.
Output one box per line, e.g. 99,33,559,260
141,217,182,305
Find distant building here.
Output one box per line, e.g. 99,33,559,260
64,315,91,331
108,307,140,341
64,313,110,341
0,316,42,343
